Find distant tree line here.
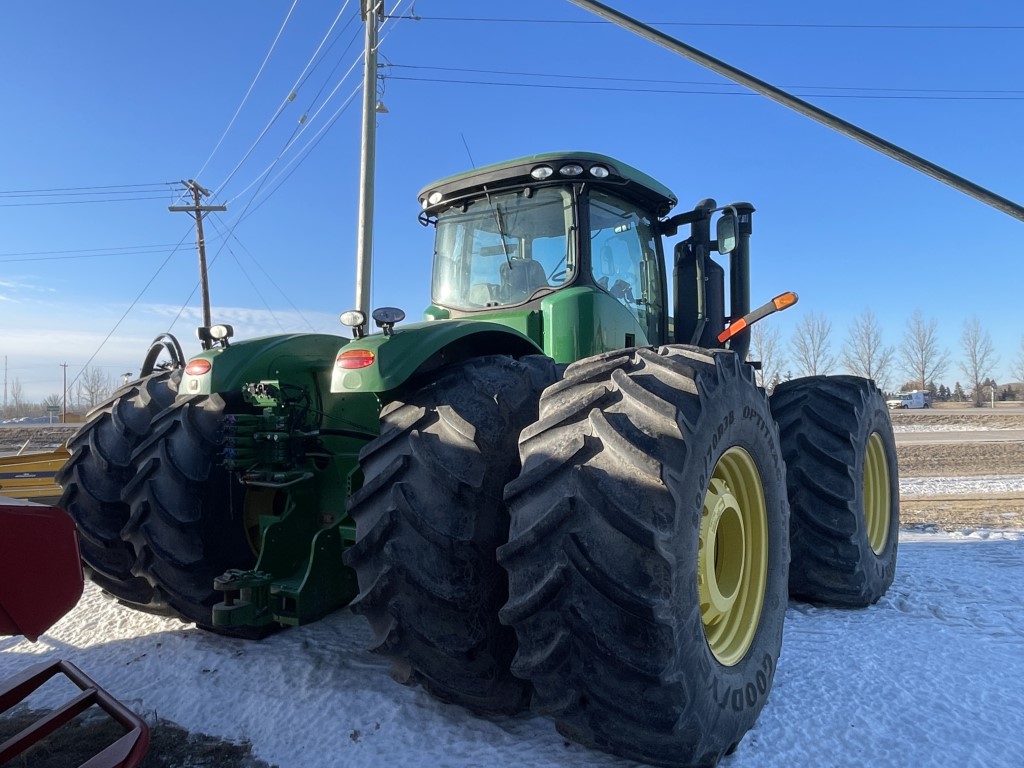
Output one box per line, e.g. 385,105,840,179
1,366,120,420
4,314,1023,417
750,307,1024,407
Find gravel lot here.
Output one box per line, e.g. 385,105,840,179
890,408,1024,530
0,425,77,455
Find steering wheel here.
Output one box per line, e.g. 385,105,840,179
610,278,635,304
547,254,567,283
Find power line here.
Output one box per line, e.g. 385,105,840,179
0,243,183,258
387,63,1024,96
0,195,175,208
236,82,362,219
204,216,286,333
0,191,172,201
217,3,405,211
208,0,412,216
0,190,172,200
0,182,176,195
0,247,183,264
293,15,363,129
213,0,412,208
205,215,321,333
210,1,360,199
288,0,357,106
209,69,362,307
200,1,418,336
224,57,363,207
192,0,301,186
385,74,1024,101
214,57,361,217
66,225,196,396
384,15,1024,30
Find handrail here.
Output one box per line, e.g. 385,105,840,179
0,659,150,768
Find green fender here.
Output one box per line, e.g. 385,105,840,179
179,333,351,398
330,319,543,394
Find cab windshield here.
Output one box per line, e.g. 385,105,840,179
431,187,575,310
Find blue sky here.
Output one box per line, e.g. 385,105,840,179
1,0,1022,402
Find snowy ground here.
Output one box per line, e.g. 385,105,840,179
901,475,1024,495
2,528,1023,767
892,424,1003,432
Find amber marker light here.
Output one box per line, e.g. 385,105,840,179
336,349,376,369
772,291,798,311
718,291,800,344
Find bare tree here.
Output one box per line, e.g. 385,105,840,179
789,312,836,377
959,317,999,407
749,323,785,392
76,367,114,411
8,378,27,417
899,309,949,389
842,308,895,389
1012,336,1024,386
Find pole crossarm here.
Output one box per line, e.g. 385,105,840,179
168,205,227,213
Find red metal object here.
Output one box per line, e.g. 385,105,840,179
0,659,151,768
0,496,150,767
0,497,84,641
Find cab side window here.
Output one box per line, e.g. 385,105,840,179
589,191,663,338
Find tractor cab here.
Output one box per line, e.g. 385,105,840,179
414,152,751,361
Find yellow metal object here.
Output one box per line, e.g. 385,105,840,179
863,432,891,555
0,446,69,504
698,446,768,667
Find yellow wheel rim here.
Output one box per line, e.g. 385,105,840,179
698,446,768,667
863,432,891,555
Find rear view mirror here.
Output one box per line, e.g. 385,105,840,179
716,214,737,254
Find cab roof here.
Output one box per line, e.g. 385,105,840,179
417,152,679,218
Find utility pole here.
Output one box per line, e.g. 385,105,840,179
169,180,227,332
60,362,68,423
354,0,383,335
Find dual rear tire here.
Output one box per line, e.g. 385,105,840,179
120,394,256,627
498,346,789,767
770,375,899,606
57,370,181,608
344,355,558,715
59,377,257,628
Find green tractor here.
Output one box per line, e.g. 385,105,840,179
58,151,899,767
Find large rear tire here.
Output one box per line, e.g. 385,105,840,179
120,394,257,627
344,354,557,715
499,346,789,767
770,375,899,606
57,370,181,606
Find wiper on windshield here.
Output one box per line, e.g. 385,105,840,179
484,188,513,267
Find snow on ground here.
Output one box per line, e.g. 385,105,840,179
2,529,1023,768
900,475,1024,496
891,424,1003,432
